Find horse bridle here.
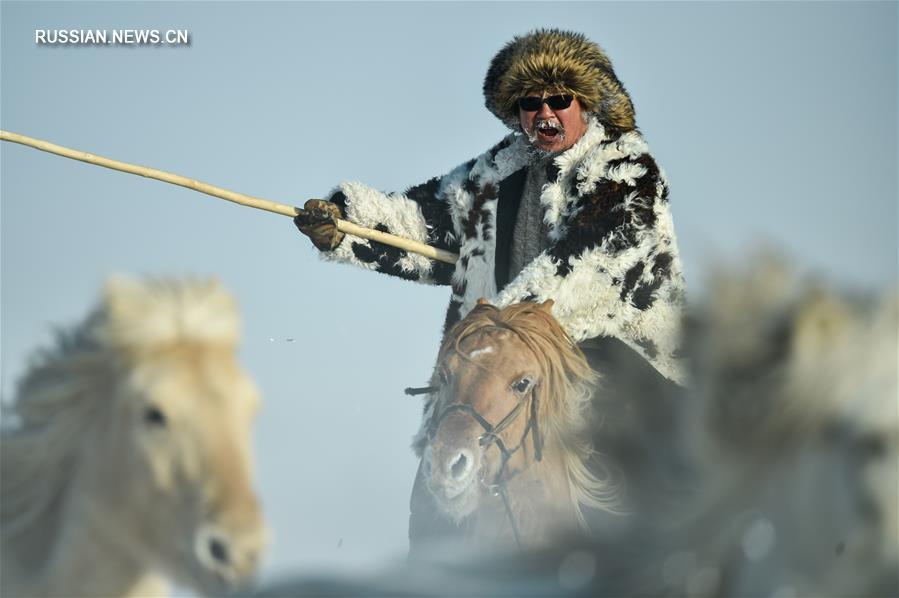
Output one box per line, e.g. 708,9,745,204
405,382,544,548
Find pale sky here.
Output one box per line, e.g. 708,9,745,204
2,0,896,588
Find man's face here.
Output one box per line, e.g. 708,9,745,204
518,94,588,153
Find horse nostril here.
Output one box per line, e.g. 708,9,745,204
450,451,470,480
208,536,231,566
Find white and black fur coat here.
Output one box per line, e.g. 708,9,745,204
322,117,686,382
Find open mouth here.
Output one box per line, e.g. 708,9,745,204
535,120,563,142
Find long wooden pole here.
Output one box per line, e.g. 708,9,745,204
0,130,459,265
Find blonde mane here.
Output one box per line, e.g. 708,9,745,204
435,301,609,528
0,276,240,549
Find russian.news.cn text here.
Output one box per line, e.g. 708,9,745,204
35,29,190,46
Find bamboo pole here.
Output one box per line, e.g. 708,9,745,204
0,130,459,265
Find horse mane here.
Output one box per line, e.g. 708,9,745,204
434,301,609,528
0,276,240,545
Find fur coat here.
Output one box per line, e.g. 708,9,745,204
322,116,685,382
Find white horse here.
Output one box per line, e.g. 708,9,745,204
673,258,899,597
1,277,267,597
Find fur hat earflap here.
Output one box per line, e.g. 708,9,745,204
483,29,636,131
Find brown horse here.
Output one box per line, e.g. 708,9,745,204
410,299,616,549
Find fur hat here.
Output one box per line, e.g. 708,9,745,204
483,29,636,131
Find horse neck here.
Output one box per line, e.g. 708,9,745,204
510,436,579,517
2,464,167,598
38,470,169,598
4,408,168,598
1,413,88,590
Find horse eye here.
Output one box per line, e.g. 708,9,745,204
512,378,531,394
143,406,167,427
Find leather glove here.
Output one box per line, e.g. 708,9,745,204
294,199,345,252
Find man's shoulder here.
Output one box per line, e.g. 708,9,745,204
561,125,661,186
460,132,531,186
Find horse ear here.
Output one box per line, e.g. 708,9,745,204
538,299,555,312
477,298,492,306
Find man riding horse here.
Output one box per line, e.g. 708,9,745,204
295,29,686,547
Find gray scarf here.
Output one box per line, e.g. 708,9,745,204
508,157,552,282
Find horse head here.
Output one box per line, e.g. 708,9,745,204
1,276,266,597
94,277,266,594
418,299,600,544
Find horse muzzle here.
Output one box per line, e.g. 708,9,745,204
192,516,267,594
423,440,483,520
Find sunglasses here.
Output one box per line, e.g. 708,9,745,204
517,94,574,112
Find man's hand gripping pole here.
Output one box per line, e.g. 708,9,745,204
0,130,458,265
